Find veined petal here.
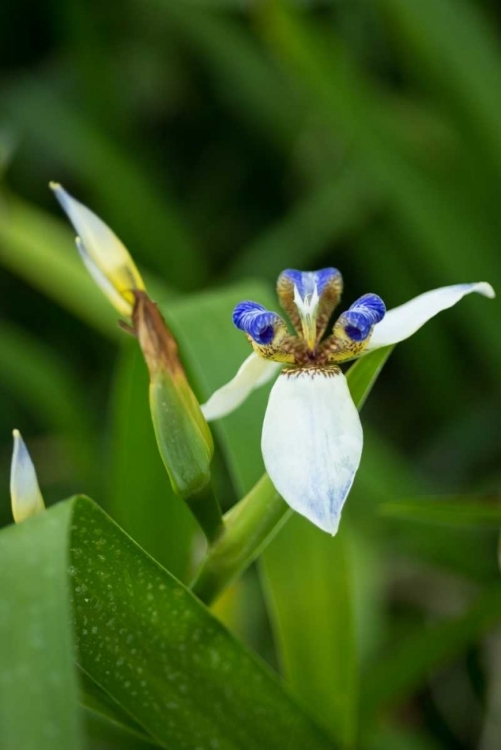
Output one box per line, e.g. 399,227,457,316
51,182,145,315
366,282,495,351
262,368,363,534
10,430,45,523
201,353,281,421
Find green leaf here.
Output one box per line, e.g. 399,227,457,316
347,346,394,410
259,349,394,747
360,583,501,723
1,495,333,749
82,709,158,750
67,496,333,749
262,521,357,746
106,342,197,581
80,672,159,747
380,496,501,528
0,508,84,750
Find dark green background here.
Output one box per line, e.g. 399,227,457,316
1,1,501,748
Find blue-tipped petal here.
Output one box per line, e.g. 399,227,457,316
280,268,341,298
277,267,343,347
233,301,285,346
342,293,386,342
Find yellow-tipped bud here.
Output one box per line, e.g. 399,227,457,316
132,291,214,500
50,182,145,316
10,430,45,523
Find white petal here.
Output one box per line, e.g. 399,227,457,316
262,369,363,534
50,182,145,314
10,430,45,523
201,353,281,421
76,238,132,316
366,282,495,351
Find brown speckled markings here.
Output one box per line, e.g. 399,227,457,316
281,365,342,379
249,333,301,364
318,332,368,364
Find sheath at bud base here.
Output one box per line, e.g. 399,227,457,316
132,292,218,539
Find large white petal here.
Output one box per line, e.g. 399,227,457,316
262,369,363,534
366,282,495,351
201,353,281,421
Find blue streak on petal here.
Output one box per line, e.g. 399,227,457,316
343,293,386,341
281,267,340,298
233,301,283,345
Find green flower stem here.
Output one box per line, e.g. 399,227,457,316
187,484,224,545
192,474,291,604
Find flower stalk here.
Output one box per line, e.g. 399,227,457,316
192,475,290,604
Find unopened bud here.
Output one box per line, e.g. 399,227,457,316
10,430,45,523
132,291,214,500
50,182,145,316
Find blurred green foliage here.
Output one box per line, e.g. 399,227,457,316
2,0,501,747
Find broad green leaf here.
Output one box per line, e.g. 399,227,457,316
83,709,158,750
107,342,197,581
67,496,333,749
380,497,501,528
363,725,443,750
0,508,83,750
360,583,501,722
259,347,395,746
262,521,357,746
80,672,159,747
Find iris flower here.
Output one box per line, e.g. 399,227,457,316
202,269,494,534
